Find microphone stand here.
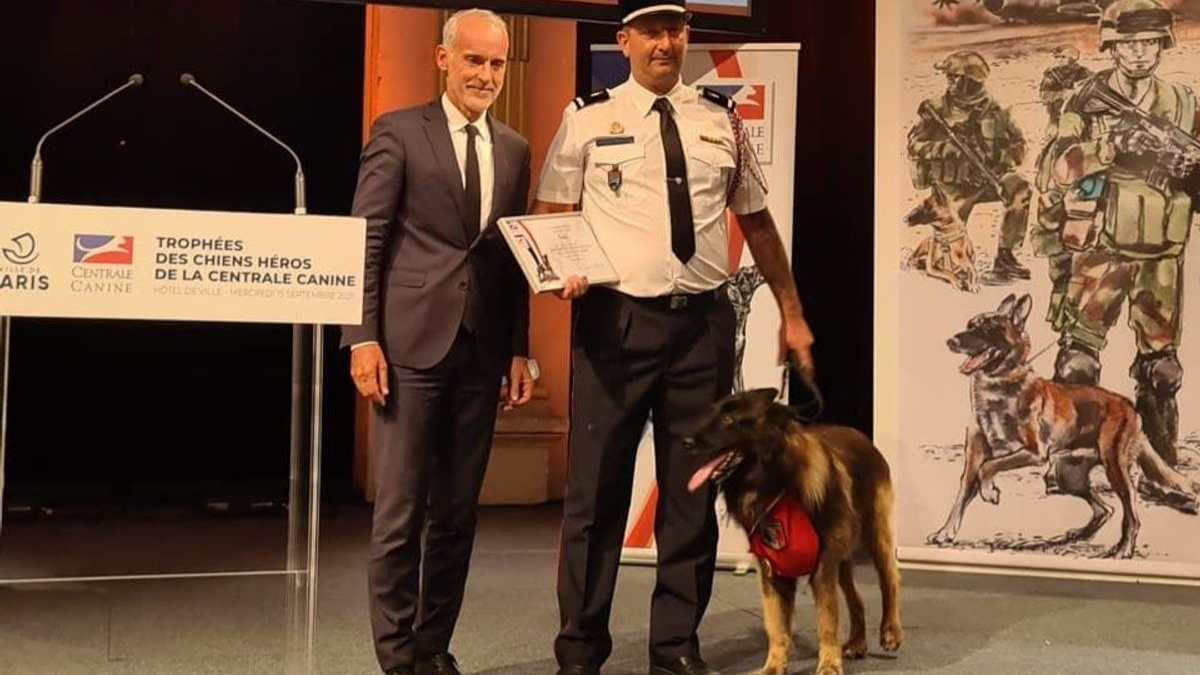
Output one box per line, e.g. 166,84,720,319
180,72,319,673
1,73,143,538
179,72,321,675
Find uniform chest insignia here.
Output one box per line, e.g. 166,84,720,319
607,165,623,193
699,134,724,146
610,121,625,134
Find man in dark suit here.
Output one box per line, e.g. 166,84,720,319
340,9,535,675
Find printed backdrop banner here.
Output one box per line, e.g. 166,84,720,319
0,201,365,325
876,0,1200,581
589,43,801,570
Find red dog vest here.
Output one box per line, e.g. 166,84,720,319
748,492,820,579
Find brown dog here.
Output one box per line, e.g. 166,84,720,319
687,388,903,675
904,183,979,293
930,293,1200,558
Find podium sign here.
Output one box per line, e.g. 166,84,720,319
0,201,365,324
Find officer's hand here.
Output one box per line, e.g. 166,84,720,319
350,343,389,406
556,275,589,300
779,316,815,377
1111,126,1161,155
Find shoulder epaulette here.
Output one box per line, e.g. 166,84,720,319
571,89,611,110
699,86,736,111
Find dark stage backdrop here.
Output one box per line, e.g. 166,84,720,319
0,0,366,511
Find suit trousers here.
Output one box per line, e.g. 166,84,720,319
368,328,503,671
555,286,735,667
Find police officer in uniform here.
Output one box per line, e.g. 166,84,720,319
1043,0,1198,468
530,2,815,674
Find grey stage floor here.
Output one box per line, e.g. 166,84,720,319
2,503,1199,675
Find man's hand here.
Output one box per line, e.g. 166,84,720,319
779,315,815,376
503,357,535,411
350,343,389,406
557,275,589,300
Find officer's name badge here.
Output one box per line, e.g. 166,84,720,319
596,135,635,147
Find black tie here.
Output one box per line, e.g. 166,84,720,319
653,97,695,264
464,124,482,239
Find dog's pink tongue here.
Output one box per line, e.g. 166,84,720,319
960,351,987,374
688,452,732,493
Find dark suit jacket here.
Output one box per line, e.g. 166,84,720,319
341,100,532,370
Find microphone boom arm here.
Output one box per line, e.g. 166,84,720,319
29,73,143,204
181,73,307,214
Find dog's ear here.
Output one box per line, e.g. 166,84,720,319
930,181,945,203
746,387,779,408
1013,293,1033,329
996,293,1017,316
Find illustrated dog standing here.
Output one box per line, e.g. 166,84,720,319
930,293,1200,558
687,388,903,675
903,182,979,293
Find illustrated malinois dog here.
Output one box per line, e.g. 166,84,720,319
687,388,903,675
904,183,979,293
930,293,1200,558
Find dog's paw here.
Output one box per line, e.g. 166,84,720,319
753,663,788,675
926,528,955,545
1106,539,1137,560
880,622,905,652
815,661,844,675
842,637,868,659
980,480,1001,505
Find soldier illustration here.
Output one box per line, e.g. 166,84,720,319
1040,45,1092,130
907,51,1032,283
1040,0,1200,469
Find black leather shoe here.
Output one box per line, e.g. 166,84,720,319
384,667,415,675
555,666,600,675
648,656,721,675
416,653,462,675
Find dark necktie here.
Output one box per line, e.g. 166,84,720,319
653,97,695,264
464,124,481,239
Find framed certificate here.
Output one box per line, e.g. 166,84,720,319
497,211,619,294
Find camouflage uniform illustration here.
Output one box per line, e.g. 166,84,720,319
1040,45,1092,129
1041,0,1200,468
908,51,1032,282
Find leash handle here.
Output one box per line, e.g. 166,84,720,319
783,351,825,421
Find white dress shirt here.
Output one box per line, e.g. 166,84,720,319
442,93,494,230
535,77,768,298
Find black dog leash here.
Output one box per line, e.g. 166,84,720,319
781,352,825,422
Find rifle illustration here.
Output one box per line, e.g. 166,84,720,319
1073,76,1200,192
917,100,1008,200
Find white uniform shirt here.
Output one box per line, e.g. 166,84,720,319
535,77,768,297
442,93,494,230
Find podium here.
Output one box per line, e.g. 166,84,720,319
0,200,365,675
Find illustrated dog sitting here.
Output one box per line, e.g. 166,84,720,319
903,183,978,293
929,293,1200,558
687,388,903,675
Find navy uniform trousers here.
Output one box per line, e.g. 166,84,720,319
555,284,735,667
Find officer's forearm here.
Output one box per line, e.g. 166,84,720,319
738,209,804,323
